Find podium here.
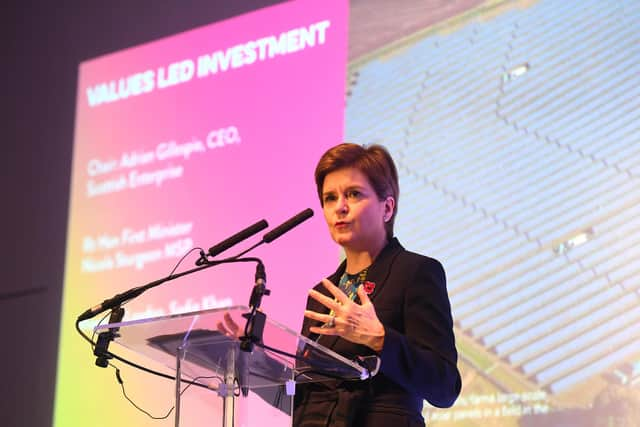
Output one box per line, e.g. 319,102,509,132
94,305,368,426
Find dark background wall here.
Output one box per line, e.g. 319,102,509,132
2,2,284,425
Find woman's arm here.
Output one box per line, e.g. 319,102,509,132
378,258,461,407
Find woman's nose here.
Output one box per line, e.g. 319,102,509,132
336,195,348,213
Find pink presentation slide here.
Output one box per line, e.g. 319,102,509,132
55,1,348,426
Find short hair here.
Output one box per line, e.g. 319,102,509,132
314,143,399,239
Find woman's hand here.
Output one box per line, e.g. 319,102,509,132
304,278,385,352
216,311,242,338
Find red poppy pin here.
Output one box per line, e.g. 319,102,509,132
362,281,376,295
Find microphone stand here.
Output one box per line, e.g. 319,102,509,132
195,208,314,353
93,306,125,367
76,208,313,398
197,251,270,353
77,256,263,323
200,238,272,353
240,262,269,353
79,208,313,323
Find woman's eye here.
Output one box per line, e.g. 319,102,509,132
347,190,361,199
323,194,337,203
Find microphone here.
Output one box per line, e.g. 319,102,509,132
208,219,269,257
263,208,314,243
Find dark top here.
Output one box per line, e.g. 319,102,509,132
293,238,461,427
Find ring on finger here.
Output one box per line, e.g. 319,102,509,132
326,315,336,328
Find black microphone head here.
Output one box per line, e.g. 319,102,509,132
263,208,314,243
208,219,269,257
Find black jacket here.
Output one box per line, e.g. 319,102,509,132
293,238,461,427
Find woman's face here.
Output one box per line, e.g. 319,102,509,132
321,167,393,252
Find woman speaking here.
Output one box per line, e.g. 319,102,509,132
294,143,461,427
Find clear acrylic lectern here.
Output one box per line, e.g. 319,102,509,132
94,305,368,427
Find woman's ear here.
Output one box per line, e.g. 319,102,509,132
383,196,395,222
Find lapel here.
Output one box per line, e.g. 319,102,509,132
358,237,403,304
315,238,404,351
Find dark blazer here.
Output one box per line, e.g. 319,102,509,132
293,238,461,427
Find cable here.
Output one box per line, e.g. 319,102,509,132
233,377,241,397
90,311,111,351
168,247,204,276
111,363,223,420
75,319,212,389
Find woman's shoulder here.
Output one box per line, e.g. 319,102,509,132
393,240,445,273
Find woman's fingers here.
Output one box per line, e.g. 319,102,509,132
304,309,333,323
309,325,338,335
306,279,383,348
356,285,371,305
308,289,341,311
223,311,240,334
320,278,350,304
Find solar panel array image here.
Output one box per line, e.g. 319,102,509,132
346,0,640,397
